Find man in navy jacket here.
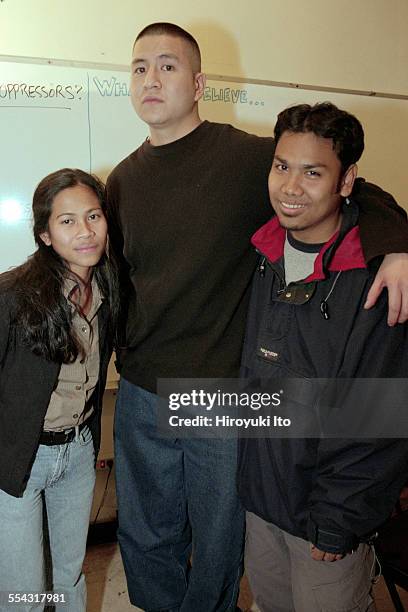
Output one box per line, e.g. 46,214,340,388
238,102,408,612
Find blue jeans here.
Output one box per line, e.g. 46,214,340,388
0,425,95,612
115,379,245,612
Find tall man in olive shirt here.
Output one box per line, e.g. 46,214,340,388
106,22,408,612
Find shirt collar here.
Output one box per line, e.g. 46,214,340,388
64,275,103,319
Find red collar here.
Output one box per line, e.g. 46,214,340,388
252,216,366,281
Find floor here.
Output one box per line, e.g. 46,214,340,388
83,539,408,612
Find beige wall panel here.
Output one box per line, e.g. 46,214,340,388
1,1,407,205
1,0,407,94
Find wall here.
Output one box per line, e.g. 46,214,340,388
2,0,407,207
1,0,407,95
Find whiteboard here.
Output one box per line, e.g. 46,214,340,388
1,58,408,274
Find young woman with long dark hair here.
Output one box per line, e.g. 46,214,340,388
0,168,119,612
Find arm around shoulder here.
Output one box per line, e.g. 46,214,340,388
354,178,408,261
353,179,408,323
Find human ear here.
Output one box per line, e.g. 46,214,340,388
194,72,206,102
39,232,52,246
340,164,358,198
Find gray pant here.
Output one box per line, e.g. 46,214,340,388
245,512,376,612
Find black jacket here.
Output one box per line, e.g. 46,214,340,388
237,201,408,554
0,288,112,497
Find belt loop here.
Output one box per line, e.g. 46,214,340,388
75,425,80,442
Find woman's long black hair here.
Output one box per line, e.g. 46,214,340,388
0,168,120,362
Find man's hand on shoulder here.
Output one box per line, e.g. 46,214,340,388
365,253,408,326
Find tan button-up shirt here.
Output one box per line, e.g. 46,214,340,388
43,277,102,432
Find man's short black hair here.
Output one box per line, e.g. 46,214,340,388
134,22,201,72
274,102,365,173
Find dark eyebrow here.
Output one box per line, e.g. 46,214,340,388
132,53,179,66
303,163,328,169
56,207,102,219
274,155,327,169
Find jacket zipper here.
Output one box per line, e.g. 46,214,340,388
257,252,286,293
